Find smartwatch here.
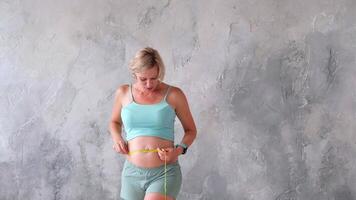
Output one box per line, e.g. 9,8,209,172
175,143,188,155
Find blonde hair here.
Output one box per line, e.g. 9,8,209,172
129,47,165,81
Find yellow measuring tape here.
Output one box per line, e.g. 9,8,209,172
129,149,167,200
128,149,160,155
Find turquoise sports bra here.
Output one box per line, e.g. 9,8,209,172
121,84,176,141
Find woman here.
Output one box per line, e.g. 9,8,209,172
109,47,197,200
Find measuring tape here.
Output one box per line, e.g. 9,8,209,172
129,149,168,200
128,149,161,155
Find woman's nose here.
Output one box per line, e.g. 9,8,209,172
146,81,152,87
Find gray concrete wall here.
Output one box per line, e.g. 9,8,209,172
1,0,356,199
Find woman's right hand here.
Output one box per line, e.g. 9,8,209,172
113,139,129,154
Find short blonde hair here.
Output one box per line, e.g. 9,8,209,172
129,47,165,81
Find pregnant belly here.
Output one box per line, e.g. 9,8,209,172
126,136,174,168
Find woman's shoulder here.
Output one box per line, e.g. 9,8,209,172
114,84,131,99
165,84,187,103
165,83,184,94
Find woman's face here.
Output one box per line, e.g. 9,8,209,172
134,66,160,92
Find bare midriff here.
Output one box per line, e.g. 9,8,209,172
125,136,175,168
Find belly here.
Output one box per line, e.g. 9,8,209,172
126,136,174,168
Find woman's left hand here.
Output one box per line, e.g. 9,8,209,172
157,147,178,163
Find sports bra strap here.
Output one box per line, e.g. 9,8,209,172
130,84,135,102
164,86,171,101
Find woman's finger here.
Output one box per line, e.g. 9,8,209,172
113,141,126,154
115,144,121,153
120,143,128,154
157,149,168,161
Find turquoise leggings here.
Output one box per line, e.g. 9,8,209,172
120,160,182,200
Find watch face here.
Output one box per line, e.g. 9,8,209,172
182,148,187,154
181,144,187,154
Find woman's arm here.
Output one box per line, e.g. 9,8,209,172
157,86,197,162
109,86,128,154
172,87,197,155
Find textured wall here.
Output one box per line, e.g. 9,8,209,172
1,0,356,199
